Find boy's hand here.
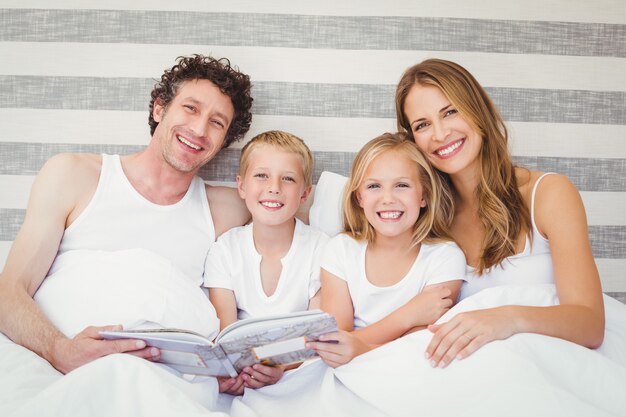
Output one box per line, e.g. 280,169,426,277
240,364,284,389
218,375,245,395
306,330,374,368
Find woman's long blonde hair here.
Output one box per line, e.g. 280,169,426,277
395,59,531,274
343,132,454,247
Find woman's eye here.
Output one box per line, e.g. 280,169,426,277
444,108,458,117
414,122,428,132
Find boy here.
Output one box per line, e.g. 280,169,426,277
204,130,329,391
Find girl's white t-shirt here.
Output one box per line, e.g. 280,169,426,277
321,233,466,329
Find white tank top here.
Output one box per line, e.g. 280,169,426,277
460,173,555,299
52,154,215,285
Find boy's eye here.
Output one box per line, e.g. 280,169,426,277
283,176,295,182
254,173,268,179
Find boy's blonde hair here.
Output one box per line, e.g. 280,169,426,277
239,130,314,187
343,132,454,247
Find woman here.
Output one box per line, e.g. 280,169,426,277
395,58,605,367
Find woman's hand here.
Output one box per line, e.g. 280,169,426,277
217,375,245,395
307,330,375,368
425,306,518,368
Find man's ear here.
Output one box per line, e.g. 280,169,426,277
153,99,165,123
300,185,313,204
236,175,246,199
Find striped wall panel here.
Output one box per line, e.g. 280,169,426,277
0,2,625,302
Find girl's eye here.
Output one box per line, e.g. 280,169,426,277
365,183,380,190
397,183,410,188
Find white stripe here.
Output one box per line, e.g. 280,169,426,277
2,43,626,92
0,175,34,209
2,110,626,160
597,259,626,292
580,192,626,226
3,0,625,24
0,241,623,292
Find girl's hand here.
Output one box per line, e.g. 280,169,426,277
306,330,375,368
425,307,517,368
403,284,454,327
240,363,284,389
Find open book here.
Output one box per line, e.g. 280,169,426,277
100,309,337,377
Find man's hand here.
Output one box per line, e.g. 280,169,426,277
50,325,160,374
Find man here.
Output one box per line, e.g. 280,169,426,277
0,55,254,414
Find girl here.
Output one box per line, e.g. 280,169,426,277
308,133,466,367
395,58,605,368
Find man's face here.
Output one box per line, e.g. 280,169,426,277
152,79,235,174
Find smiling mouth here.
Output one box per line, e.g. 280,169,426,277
261,201,284,209
435,139,464,157
177,135,203,151
378,211,403,220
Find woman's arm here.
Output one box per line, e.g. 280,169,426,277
425,174,605,368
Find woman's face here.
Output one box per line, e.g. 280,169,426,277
403,84,482,177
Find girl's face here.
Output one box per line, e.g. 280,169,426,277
403,84,482,178
356,150,427,242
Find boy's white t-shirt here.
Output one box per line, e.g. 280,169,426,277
204,219,329,320
321,233,466,329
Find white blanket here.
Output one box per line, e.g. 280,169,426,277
0,248,226,417
232,285,626,417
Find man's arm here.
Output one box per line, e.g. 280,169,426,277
0,154,153,373
205,184,250,238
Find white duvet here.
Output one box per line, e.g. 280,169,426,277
1,249,625,416
231,285,626,417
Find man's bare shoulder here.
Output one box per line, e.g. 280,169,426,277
42,153,102,179
205,183,250,237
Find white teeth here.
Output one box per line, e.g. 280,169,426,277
436,140,462,156
177,135,201,150
261,201,283,208
379,211,402,219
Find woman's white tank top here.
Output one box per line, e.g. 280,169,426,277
460,173,555,300
52,154,215,285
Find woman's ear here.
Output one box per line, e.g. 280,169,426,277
420,198,427,208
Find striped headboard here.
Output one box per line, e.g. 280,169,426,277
1,1,625,303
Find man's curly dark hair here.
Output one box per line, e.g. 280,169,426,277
148,55,253,148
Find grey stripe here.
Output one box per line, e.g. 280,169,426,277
607,293,626,304
2,76,626,125
1,208,624,259
1,9,624,57
1,143,625,192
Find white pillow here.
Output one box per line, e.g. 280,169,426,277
309,171,348,237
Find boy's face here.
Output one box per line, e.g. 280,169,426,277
237,145,311,228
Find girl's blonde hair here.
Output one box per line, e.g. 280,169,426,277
343,132,454,247
239,130,314,187
395,58,531,273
